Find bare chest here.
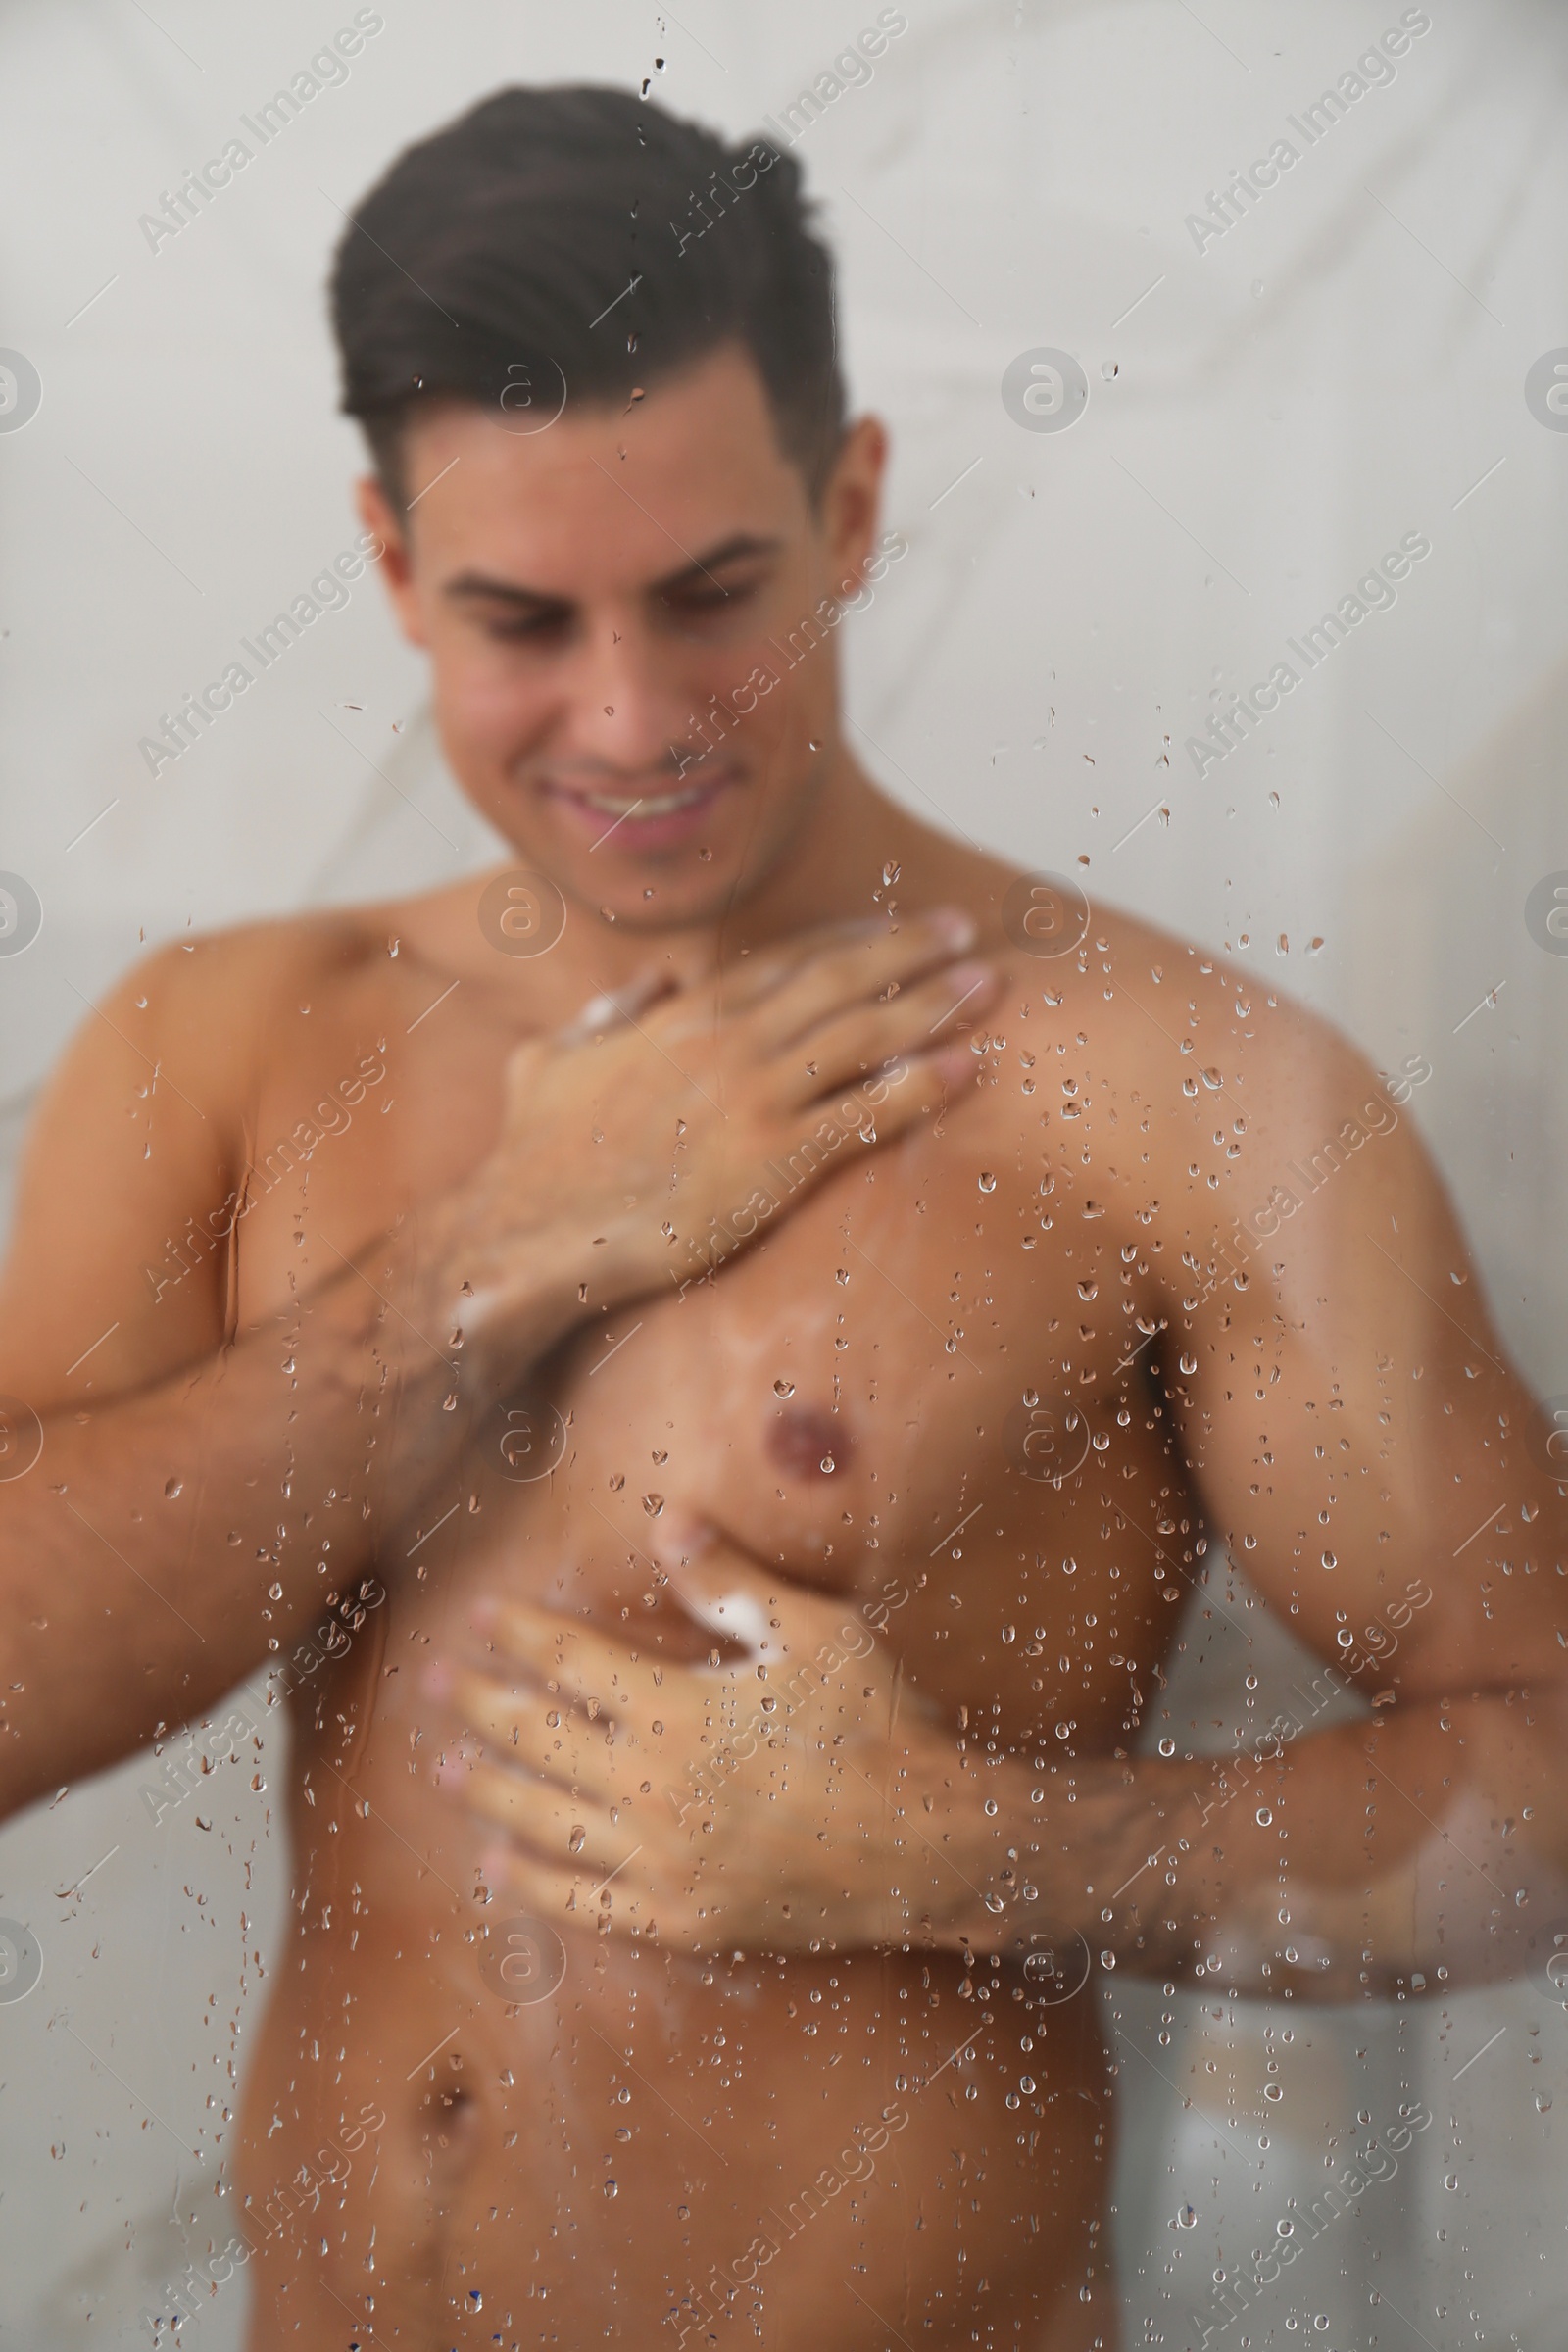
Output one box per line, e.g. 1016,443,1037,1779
236,993,1187,1745
449,1145,1182,1746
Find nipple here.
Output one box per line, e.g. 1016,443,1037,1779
766,1404,851,1480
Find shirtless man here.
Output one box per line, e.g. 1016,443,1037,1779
1,81,1564,2352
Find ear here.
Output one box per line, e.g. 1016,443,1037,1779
355,474,428,650
818,413,889,598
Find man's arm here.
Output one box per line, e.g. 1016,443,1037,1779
936,975,1568,1995
452,964,1568,1998
0,928,587,1812
0,910,990,1818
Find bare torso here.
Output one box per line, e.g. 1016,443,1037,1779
223,886,1200,2350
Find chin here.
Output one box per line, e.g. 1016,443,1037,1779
587,869,750,933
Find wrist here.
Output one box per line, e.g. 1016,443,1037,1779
888,1740,1022,1953
403,1192,613,1396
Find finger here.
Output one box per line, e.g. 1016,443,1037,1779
475,1597,750,1722
744,908,979,1052
477,1600,667,1703
780,960,999,1107
458,1754,623,1872
446,1662,605,1778
477,1841,623,1932
556,969,677,1049
837,1039,976,1132
661,1546,828,1645
706,917,886,1011
662,1557,889,1688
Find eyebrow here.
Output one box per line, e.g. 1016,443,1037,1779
443,532,785,612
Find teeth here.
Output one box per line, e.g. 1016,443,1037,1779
579,784,710,820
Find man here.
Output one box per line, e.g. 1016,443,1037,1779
0,81,1562,2352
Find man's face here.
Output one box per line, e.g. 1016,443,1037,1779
362,343,887,933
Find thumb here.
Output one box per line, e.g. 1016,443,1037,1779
556,967,676,1048
660,1523,854,1665
660,1524,780,1662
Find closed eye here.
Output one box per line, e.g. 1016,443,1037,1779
658,571,769,631
483,608,573,645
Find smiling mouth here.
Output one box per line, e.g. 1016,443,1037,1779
573,781,715,819
546,763,741,831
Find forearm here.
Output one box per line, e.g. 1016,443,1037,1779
913,1689,1568,2000
0,1202,599,1813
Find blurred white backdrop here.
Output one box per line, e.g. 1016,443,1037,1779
2,1,1567,2344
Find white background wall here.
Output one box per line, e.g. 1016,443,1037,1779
1,1,1566,2344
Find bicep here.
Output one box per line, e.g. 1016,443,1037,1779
0,949,243,1409
1156,1007,1555,1688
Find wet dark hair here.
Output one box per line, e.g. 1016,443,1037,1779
329,84,846,511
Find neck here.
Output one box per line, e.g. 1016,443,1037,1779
552,744,951,992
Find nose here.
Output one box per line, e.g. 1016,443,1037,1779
562,617,694,774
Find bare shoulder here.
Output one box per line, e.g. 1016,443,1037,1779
119,903,398,1111
991,891,1401,1113
960,881,1426,1235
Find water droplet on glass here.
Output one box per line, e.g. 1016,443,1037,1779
164,1477,183,1499
643,1494,664,1516
569,1825,586,1853
819,1456,835,1474
269,1581,283,1601
1322,1550,1337,1569
1176,2203,1197,2229
774,1378,795,1398
1158,1737,1175,1757
978,1171,997,1193
1179,1352,1198,1376
604,2178,618,2196
882,861,901,885
1256,1806,1272,1826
